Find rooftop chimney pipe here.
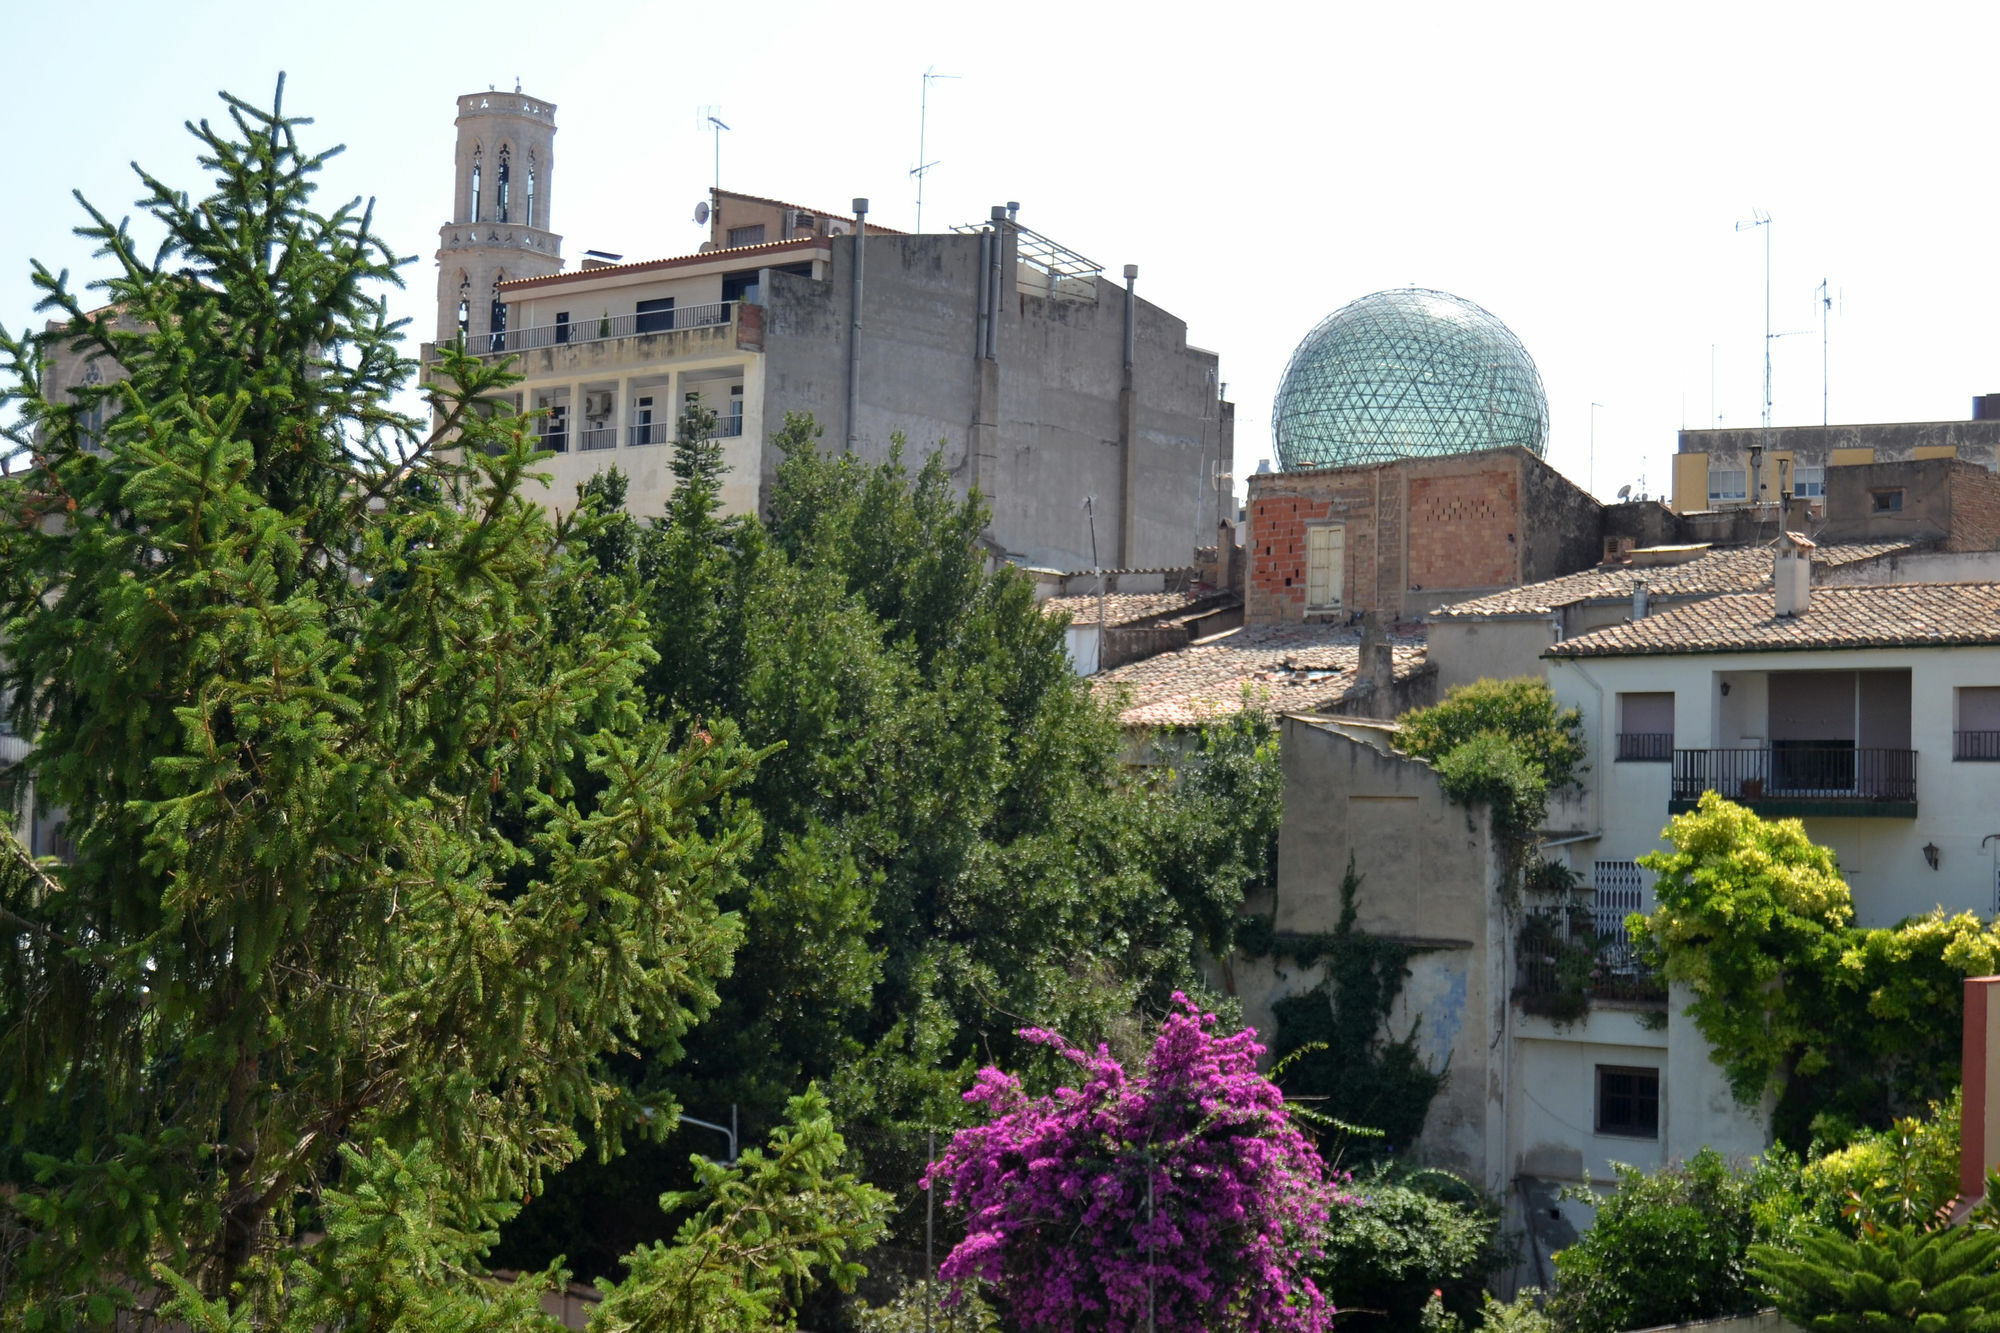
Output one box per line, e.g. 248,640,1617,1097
845,197,868,453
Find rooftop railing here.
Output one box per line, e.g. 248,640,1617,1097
467,301,736,357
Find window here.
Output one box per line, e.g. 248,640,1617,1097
469,151,482,224
538,401,568,453
635,297,676,334
630,394,658,446
1871,488,1905,513
495,146,511,223
489,276,507,352
1595,1066,1659,1138
526,153,537,228
1617,692,1674,761
1794,465,1825,498
1304,524,1345,610
728,383,744,437
554,310,570,344
76,362,107,452
727,224,766,247
1591,861,1648,957
456,274,470,340
1958,686,2000,761
1708,468,1748,504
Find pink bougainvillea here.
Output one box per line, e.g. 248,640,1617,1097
926,994,1353,1332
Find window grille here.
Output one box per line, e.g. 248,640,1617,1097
1592,860,1648,957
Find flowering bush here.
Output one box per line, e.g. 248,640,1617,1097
927,995,1352,1332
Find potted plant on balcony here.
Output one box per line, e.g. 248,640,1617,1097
1739,777,1765,798
598,308,610,339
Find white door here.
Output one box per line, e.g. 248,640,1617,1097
1305,525,1345,610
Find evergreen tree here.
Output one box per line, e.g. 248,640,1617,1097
1750,1221,2000,1333
0,81,761,1321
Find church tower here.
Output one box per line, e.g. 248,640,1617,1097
435,87,563,347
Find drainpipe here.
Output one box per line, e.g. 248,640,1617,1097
1119,264,1139,567
975,229,992,358
845,197,868,453
985,205,1004,360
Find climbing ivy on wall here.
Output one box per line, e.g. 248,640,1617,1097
1255,855,1446,1159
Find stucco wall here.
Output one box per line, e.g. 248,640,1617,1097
1427,618,1561,693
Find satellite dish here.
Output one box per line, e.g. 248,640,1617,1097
1617,484,1632,500
693,201,711,225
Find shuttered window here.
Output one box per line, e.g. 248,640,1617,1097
1305,525,1345,609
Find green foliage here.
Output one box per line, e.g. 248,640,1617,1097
1749,1221,2000,1333
588,1088,891,1333
1315,1166,1504,1331
1802,1093,1963,1234
1267,856,1445,1159
149,1140,566,1332
0,82,759,1318
1146,704,1285,957
1397,677,1583,840
1479,1289,1556,1333
853,1282,1004,1331
1633,793,1999,1139
1549,1147,1810,1333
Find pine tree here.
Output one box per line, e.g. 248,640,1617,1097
0,80,762,1322
1750,1223,2000,1333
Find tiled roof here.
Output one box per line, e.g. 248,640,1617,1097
1041,591,1227,627
1430,542,1917,619
1548,582,2000,657
1093,626,1429,728
716,190,908,235
499,237,828,291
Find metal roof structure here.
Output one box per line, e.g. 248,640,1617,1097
1272,288,1549,471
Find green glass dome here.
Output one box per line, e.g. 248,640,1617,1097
1272,288,1549,471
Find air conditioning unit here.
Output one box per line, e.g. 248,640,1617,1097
793,211,815,230
827,219,850,236
584,391,614,419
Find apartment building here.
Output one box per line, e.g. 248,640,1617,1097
424,91,1234,572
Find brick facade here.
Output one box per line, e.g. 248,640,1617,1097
1245,447,1602,624
1947,467,2000,553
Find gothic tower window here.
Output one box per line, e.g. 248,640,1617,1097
456,274,470,341
78,362,106,451
470,149,483,224
489,275,507,352
496,146,511,223
526,152,537,228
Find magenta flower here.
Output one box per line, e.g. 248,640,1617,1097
926,994,1355,1332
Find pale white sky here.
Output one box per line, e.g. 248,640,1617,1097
6,0,1997,502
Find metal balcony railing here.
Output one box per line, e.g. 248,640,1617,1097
537,429,568,454
715,415,744,438
1672,745,1916,805
1515,906,1665,1014
630,421,670,447
479,301,736,356
1956,731,2000,761
1617,732,1674,762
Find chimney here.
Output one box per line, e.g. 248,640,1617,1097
1632,579,1649,620
1359,611,1396,718
1773,530,1815,617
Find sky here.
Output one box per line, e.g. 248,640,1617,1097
5,0,1998,504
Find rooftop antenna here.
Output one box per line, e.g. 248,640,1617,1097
911,67,959,232
1815,277,1832,426
698,108,730,206
1734,209,1773,430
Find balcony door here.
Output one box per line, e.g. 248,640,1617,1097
1768,669,1910,797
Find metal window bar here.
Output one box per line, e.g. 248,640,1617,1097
1673,747,1916,803
476,301,736,355
629,420,670,447
1592,860,1647,970
1956,731,2000,761
1616,732,1674,761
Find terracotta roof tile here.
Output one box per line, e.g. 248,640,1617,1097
1040,590,1231,626
1430,541,1917,619
1547,582,2000,657
1093,625,1429,728
499,236,828,292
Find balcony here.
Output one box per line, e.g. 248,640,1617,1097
478,301,736,357
1515,905,1666,1021
1957,731,2000,762
1617,732,1673,762
1671,745,1917,817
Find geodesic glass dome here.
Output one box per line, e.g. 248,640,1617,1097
1271,288,1549,471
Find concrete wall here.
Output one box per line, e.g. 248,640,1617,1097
1245,449,1603,624
1252,717,1509,1189
758,229,1226,571
1547,643,2000,927
1427,617,1561,693
1818,547,2000,586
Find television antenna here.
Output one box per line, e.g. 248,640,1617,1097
911,68,959,233
1734,210,1773,430
698,107,730,206
1814,277,1834,426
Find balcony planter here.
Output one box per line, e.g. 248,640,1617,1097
1739,777,1765,798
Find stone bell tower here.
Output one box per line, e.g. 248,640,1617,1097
435,86,564,347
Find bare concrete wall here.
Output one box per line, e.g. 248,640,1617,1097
1427,618,1560,692
758,229,1226,572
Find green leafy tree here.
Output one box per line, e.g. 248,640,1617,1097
1632,794,2000,1140
1145,704,1285,960
0,82,760,1321
1548,1147,1810,1333
1314,1166,1503,1331
1397,677,1584,848
589,1088,891,1333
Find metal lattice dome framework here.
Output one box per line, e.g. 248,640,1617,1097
1272,288,1549,471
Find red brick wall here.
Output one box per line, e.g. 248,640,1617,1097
1248,493,1334,622
1407,470,1519,590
